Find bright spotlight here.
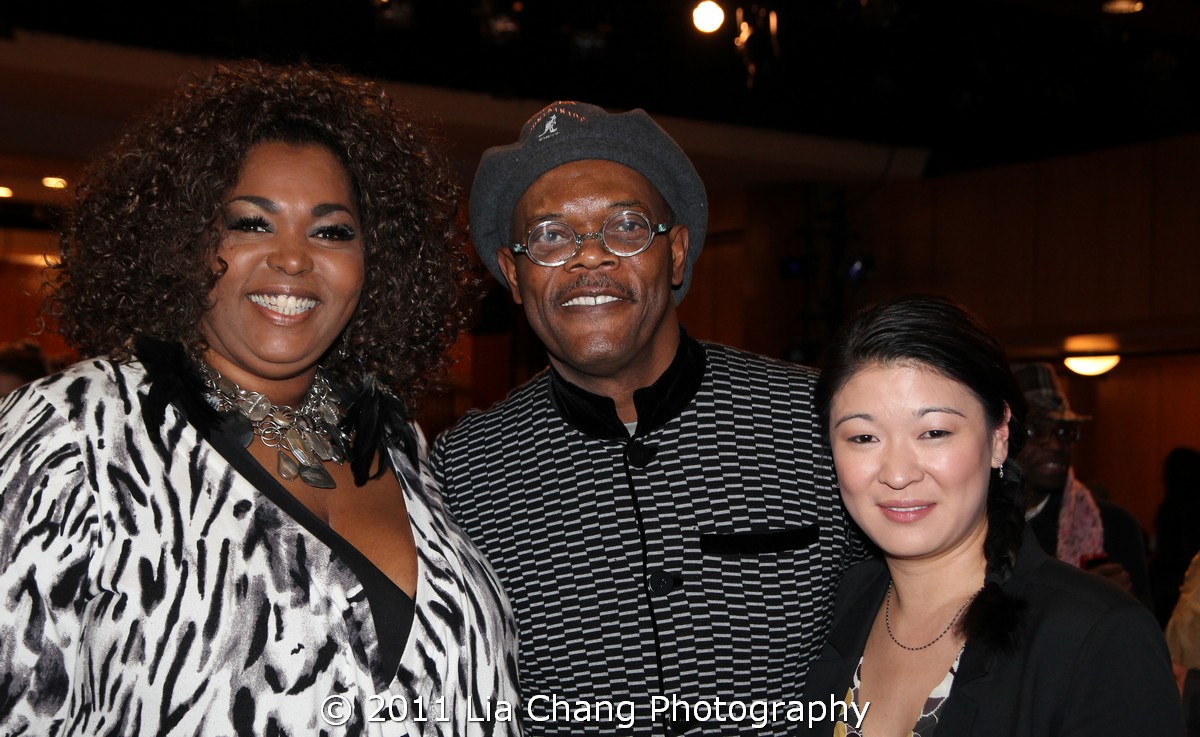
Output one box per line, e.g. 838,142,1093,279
693,1,725,33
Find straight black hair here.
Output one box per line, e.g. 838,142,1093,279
815,294,1028,652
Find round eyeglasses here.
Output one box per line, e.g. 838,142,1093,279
510,210,672,267
1026,420,1082,445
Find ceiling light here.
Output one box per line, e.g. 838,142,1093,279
1101,0,1144,14
42,177,68,189
0,187,13,198
1063,355,1121,376
693,1,725,33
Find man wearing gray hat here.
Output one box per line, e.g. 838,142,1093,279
431,101,859,736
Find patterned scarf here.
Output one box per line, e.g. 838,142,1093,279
1055,468,1106,567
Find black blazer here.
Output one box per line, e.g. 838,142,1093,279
803,531,1185,736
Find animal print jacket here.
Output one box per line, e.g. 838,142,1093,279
0,356,521,736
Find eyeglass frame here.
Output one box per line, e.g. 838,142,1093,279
509,210,673,267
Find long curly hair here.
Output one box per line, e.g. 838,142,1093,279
50,61,475,413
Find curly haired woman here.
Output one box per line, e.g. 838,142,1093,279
0,63,520,736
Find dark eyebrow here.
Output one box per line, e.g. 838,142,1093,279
917,406,967,418
833,412,872,428
834,406,966,428
228,195,279,212
521,202,655,232
227,197,354,219
526,211,564,225
312,203,355,218
610,199,652,211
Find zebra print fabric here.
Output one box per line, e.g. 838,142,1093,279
0,358,521,736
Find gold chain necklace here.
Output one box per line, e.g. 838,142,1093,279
884,581,982,651
198,363,352,489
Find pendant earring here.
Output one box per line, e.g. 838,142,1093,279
334,331,352,362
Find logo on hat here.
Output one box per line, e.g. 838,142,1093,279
537,114,559,141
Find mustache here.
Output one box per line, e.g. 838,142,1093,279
553,273,636,303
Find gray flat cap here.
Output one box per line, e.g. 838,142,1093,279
469,100,708,301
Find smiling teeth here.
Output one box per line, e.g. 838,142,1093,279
889,506,928,512
562,295,621,307
249,294,318,316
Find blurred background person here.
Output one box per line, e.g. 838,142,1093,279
1011,361,1152,607
0,339,49,398
0,63,518,735
806,295,1181,736
1167,549,1200,737
1168,550,1200,672
1154,446,1200,625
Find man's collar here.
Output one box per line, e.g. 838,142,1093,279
547,329,707,439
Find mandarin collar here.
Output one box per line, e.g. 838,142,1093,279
547,328,706,440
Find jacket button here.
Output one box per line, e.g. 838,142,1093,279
646,569,679,596
666,716,698,735
626,440,657,467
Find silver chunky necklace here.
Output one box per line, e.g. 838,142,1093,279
884,581,982,651
198,363,352,489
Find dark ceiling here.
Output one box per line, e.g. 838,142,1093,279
7,0,1200,175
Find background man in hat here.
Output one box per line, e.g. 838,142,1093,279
1012,362,1151,605
432,101,860,736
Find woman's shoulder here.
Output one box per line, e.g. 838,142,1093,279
19,356,144,403
1,357,143,422
966,536,1185,734
1013,550,1164,659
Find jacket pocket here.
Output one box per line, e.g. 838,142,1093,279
698,525,819,555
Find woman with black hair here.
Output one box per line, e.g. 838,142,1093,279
803,295,1182,736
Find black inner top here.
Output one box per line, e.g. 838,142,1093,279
547,327,707,440
135,337,414,685
203,421,414,684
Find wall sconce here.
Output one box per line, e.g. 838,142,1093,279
1063,355,1121,376
1062,334,1120,376
1101,0,1144,14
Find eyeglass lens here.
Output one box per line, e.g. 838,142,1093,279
527,212,655,264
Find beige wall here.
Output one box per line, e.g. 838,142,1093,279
0,228,66,361
675,132,1200,533
1065,356,1200,531
834,134,1200,533
847,135,1200,336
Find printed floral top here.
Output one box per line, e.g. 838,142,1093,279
835,648,963,737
